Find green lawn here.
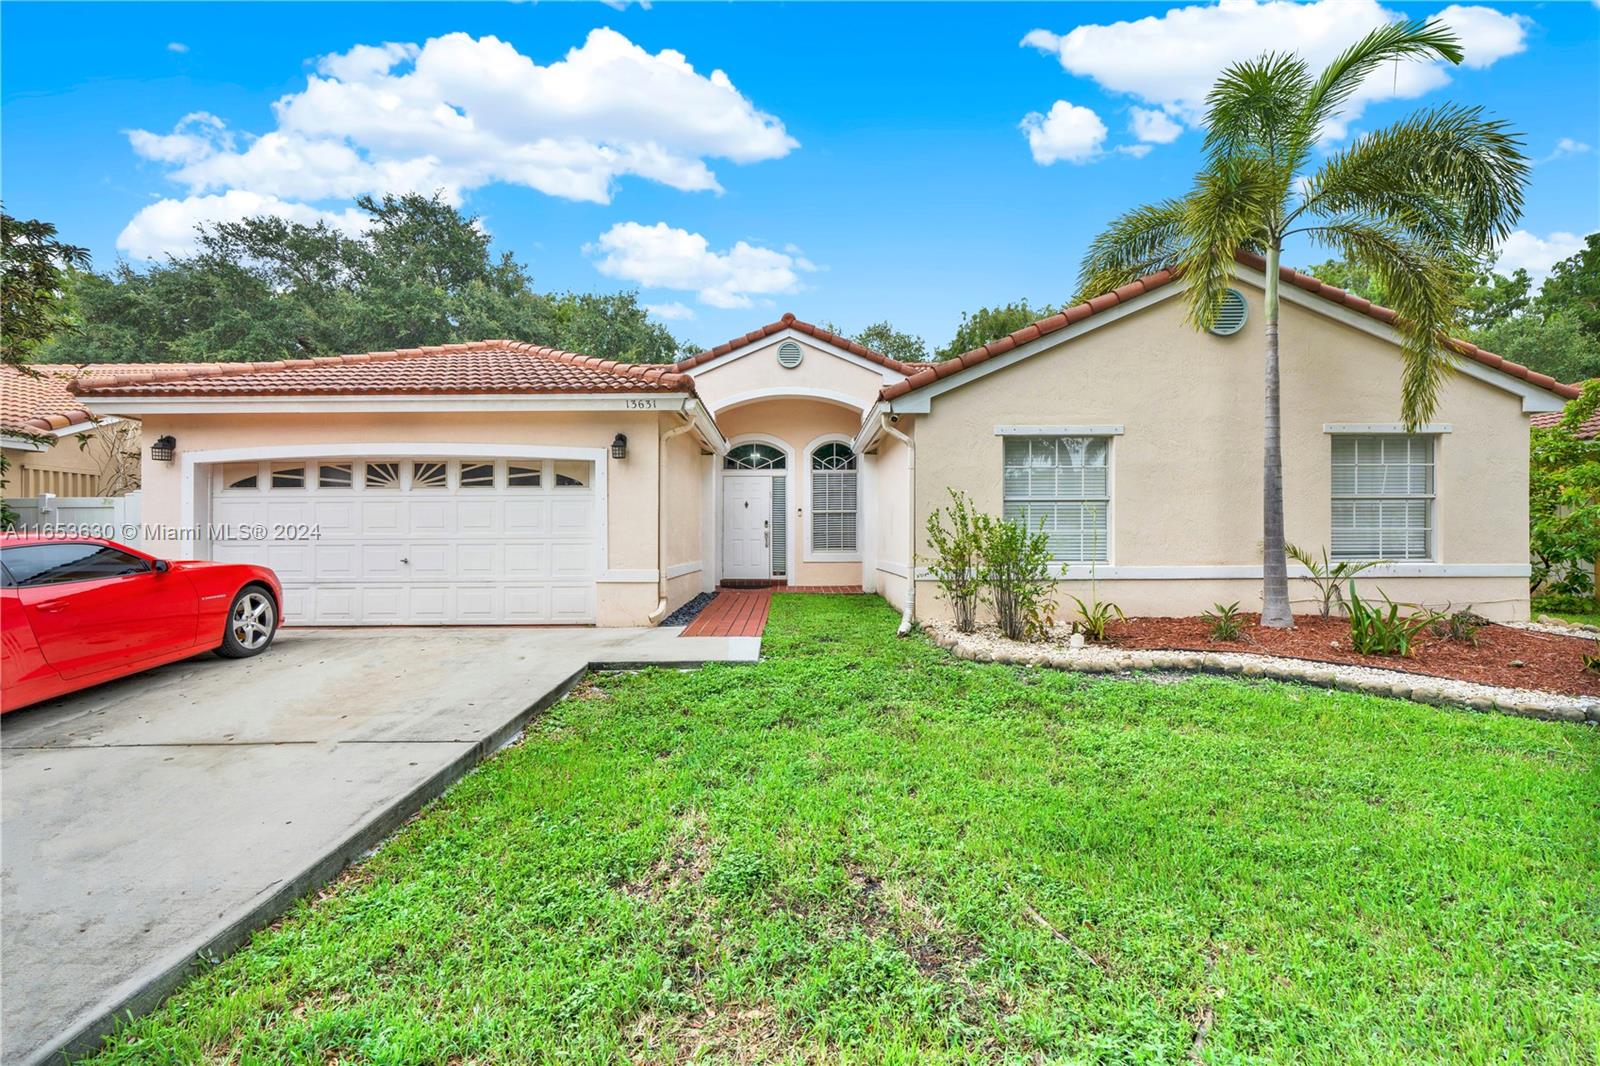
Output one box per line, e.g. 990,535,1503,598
1532,594,1600,629
91,596,1599,1064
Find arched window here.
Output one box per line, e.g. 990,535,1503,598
725,443,787,470
809,442,857,553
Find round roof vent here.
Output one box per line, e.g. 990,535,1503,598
1208,289,1249,336
777,340,804,368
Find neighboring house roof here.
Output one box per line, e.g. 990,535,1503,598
1530,386,1599,438
72,341,694,397
675,312,924,376
2,363,201,434
879,250,1584,403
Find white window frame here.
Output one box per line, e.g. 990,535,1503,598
1001,434,1114,565
1329,432,1436,562
803,433,861,562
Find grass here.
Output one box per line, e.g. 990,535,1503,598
89,596,1599,1064
1534,593,1600,629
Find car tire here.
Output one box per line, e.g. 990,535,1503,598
216,586,277,659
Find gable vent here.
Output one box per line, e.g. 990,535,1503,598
777,340,804,368
1208,289,1249,336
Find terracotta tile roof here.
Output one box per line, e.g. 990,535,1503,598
3,363,213,434
674,312,923,376
1531,386,1599,438
880,251,1584,403
71,341,694,398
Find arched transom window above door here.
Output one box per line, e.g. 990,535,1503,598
725,443,787,470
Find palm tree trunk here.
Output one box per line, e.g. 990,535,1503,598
1261,242,1293,627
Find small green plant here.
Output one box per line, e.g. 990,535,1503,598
704,848,769,899
1070,595,1125,642
1583,641,1600,675
1202,601,1246,642
922,489,984,633
1346,581,1437,657
976,512,1057,642
1287,544,1381,618
1429,605,1485,646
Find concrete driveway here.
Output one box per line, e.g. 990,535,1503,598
1,625,757,1066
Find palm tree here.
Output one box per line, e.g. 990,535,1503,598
1076,20,1527,627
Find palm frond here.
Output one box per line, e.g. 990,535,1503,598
1303,219,1470,426
1295,18,1463,150
1296,104,1528,250
1073,199,1189,304
1204,52,1311,170
1180,157,1276,331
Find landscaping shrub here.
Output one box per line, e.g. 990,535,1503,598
1202,601,1246,642
922,489,983,633
1429,606,1486,646
1584,641,1600,675
1347,582,1437,657
1069,595,1124,642
1287,543,1380,618
976,513,1055,641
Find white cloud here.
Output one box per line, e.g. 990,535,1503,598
1540,137,1593,163
166,41,189,54
1116,144,1154,159
117,190,371,260
1020,100,1108,165
1495,230,1586,282
120,29,796,258
588,221,816,309
1023,1,1528,140
1129,106,1183,145
645,301,695,321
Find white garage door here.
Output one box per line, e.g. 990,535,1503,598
207,457,598,624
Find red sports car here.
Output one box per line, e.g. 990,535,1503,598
1,534,282,713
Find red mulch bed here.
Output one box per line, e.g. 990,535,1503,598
1104,614,1600,698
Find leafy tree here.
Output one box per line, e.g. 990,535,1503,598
1529,380,1600,598
852,320,929,363
2,208,90,369
1461,264,1531,330
1,208,90,526
1538,232,1600,343
935,300,1057,361
1474,311,1599,384
1301,257,1386,304
42,193,684,365
1076,19,1527,627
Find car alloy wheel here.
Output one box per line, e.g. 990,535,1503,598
231,591,275,650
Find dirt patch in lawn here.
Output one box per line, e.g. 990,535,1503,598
1104,614,1600,698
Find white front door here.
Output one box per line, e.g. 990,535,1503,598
722,475,772,580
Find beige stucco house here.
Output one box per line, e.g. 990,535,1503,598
2,366,149,498
76,254,1578,627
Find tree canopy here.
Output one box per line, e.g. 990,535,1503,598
1305,230,1600,385
40,194,687,366
2,207,90,370
934,301,1059,361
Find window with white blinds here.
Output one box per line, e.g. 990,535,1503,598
1002,436,1110,562
809,442,858,554
1330,434,1434,560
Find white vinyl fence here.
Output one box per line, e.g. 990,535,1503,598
6,492,143,547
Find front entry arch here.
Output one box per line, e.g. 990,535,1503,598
720,437,791,582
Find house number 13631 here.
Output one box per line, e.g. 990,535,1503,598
626,398,658,409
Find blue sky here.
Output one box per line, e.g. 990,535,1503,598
3,1,1597,352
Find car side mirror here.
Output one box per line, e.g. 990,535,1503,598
153,559,171,573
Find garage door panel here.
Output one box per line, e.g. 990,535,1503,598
407,543,452,580
456,500,500,535
504,498,549,535
551,542,593,579
207,456,598,625
361,501,405,536
457,543,500,580
550,585,594,621
551,497,593,535
504,586,549,621
409,586,451,623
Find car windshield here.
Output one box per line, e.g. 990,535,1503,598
1,543,148,586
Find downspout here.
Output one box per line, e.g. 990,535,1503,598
878,411,916,636
647,408,699,624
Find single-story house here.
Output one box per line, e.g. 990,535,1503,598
1,365,161,498
76,253,1578,626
